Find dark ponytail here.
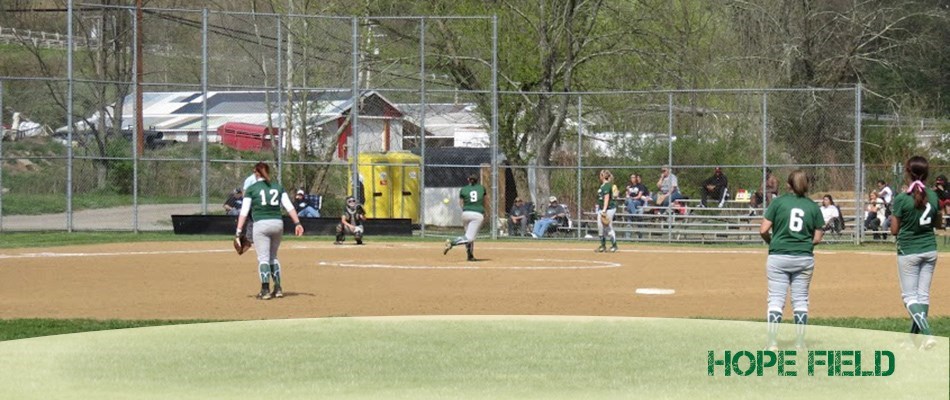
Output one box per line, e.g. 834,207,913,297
254,161,271,185
905,156,929,210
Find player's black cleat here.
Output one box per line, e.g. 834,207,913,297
609,244,618,253
257,288,272,300
272,286,283,299
467,256,477,262
595,245,606,253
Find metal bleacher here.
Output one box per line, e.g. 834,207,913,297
555,196,897,244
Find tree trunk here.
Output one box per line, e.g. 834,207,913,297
96,162,108,189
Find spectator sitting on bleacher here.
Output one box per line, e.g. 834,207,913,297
508,197,529,236
934,175,950,222
820,194,842,233
750,168,779,215
625,174,649,215
654,166,683,208
293,189,321,218
531,196,568,238
865,191,886,239
223,188,244,216
699,167,728,208
877,180,894,231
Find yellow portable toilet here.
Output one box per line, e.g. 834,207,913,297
350,152,392,219
387,151,421,224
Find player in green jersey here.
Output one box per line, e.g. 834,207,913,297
596,169,618,253
236,162,304,300
759,170,824,350
889,156,942,350
444,174,486,261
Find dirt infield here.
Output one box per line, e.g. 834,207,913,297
0,240,945,320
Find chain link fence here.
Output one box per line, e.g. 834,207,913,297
1,5,945,244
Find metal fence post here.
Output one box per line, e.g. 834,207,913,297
0,80,4,232
576,96,583,240
131,9,139,232
200,8,209,215
66,0,75,232
276,14,283,182
854,84,863,244
667,92,673,243
419,17,427,237
761,92,768,214
350,17,360,201
490,15,499,239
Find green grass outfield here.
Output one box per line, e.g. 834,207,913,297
0,318,946,399
2,316,949,342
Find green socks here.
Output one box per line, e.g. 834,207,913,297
767,311,782,347
908,303,931,335
794,311,808,347
270,262,282,287
258,263,271,284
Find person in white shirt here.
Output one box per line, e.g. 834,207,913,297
865,191,886,239
877,180,894,231
820,194,841,232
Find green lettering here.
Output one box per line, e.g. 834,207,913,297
840,351,854,376
708,350,730,376
758,350,776,376
876,351,895,376
733,351,756,376
778,351,797,376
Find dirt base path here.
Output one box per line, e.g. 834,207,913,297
0,241,945,320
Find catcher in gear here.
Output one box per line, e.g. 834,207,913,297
596,169,618,253
335,196,366,245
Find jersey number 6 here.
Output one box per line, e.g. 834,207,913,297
789,208,805,232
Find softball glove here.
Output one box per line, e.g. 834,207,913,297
233,236,251,255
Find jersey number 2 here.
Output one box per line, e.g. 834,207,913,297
789,208,805,232
258,189,279,206
919,203,932,226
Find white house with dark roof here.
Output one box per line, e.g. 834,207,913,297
399,103,489,148
59,90,409,158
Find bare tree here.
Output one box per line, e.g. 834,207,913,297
13,1,133,190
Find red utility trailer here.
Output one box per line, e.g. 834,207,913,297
218,122,279,151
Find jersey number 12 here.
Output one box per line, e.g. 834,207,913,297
258,189,280,206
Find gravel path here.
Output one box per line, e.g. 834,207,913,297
1,204,204,231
